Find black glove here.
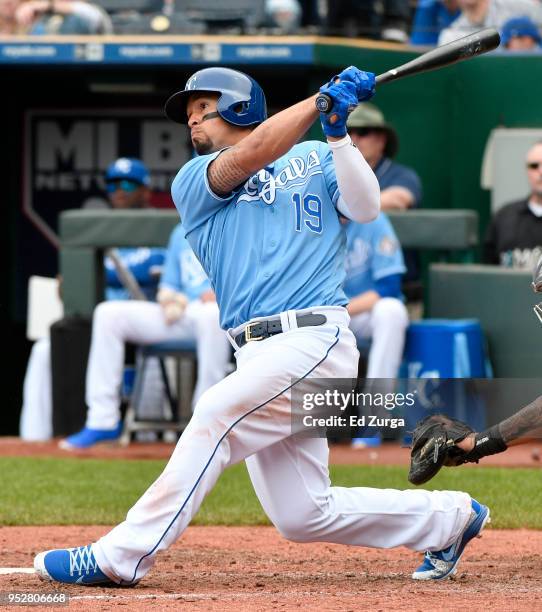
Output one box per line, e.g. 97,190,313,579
408,414,475,485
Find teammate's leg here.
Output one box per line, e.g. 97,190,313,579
245,435,470,551
364,297,408,380
20,337,53,441
349,297,408,379
85,301,198,429
185,300,231,406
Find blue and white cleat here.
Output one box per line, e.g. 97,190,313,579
59,422,123,450
34,545,113,586
412,499,490,580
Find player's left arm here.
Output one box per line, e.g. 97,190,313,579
319,68,380,223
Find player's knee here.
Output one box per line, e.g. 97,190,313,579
93,301,122,325
274,514,320,543
373,298,409,328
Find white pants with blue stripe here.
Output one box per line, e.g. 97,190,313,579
92,306,472,585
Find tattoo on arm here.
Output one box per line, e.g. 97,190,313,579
207,150,251,197
499,395,542,443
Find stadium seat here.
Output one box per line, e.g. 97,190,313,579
174,0,266,30
94,0,162,14
120,339,197,445
111,12,206,34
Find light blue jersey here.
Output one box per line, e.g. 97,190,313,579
160,224,211,302
104,247,165,301
343,214,405,297
172,140,349,329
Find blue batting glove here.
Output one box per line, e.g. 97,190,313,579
319,80,358,138
337,66,376,102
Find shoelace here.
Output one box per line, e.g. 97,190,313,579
69,545,98,576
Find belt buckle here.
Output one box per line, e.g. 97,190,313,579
244,321,262,343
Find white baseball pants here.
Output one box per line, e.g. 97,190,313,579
85,300,230,430
92,306,471,585
349,297,409,379
20,337,53,441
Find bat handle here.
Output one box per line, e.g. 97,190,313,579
315,93,333,113
316,71,390,114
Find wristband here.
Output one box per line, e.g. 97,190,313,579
466,425,508,462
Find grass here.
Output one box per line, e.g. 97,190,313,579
0,457,540,529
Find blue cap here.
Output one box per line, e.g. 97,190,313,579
501,16,542,46
105,158,150,186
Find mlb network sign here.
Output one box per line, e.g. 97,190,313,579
23,109,189,246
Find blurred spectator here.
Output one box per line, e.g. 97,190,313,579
500,15,542,50
438,0,542,46
15,0,112,34
19,158,165,441
410,0,461,45
1,0,26,33
347,103,422,289
326,0,411,42
266,0,301,32
298,0,319,28
347,104,422,211
484,141,542,269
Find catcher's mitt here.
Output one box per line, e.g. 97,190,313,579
408,414,475,485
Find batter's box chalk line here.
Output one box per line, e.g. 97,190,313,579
0,568,36,575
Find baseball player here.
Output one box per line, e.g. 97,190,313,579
58,222,230,449
344,214,409,447
408,254,542,483
35,67,489,585
19,158,166,442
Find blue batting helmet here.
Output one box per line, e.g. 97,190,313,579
164,67,267,127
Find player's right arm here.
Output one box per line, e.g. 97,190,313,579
207,95,320,197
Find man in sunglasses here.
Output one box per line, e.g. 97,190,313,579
484,141,542,270
20,157,166,442
101,158,165,301
105,158,151,210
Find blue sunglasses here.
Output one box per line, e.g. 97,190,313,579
106,179,141,193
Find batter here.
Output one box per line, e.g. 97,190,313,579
34,66,489,585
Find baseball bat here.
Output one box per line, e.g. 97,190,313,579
315,28,501,114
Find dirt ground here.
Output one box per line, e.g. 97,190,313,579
1,527,541,611
1,439,541,611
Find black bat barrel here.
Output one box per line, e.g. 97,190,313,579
316,28,500,114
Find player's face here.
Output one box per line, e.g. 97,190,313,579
106,181,149,209
507,36,538,51
0,0,19,19
187,93,240,155
526,143,542,200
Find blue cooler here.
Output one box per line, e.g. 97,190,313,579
400,319,490,437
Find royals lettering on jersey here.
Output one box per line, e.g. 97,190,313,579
172,141,348,329
160,223,211,302
343,214,406,298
